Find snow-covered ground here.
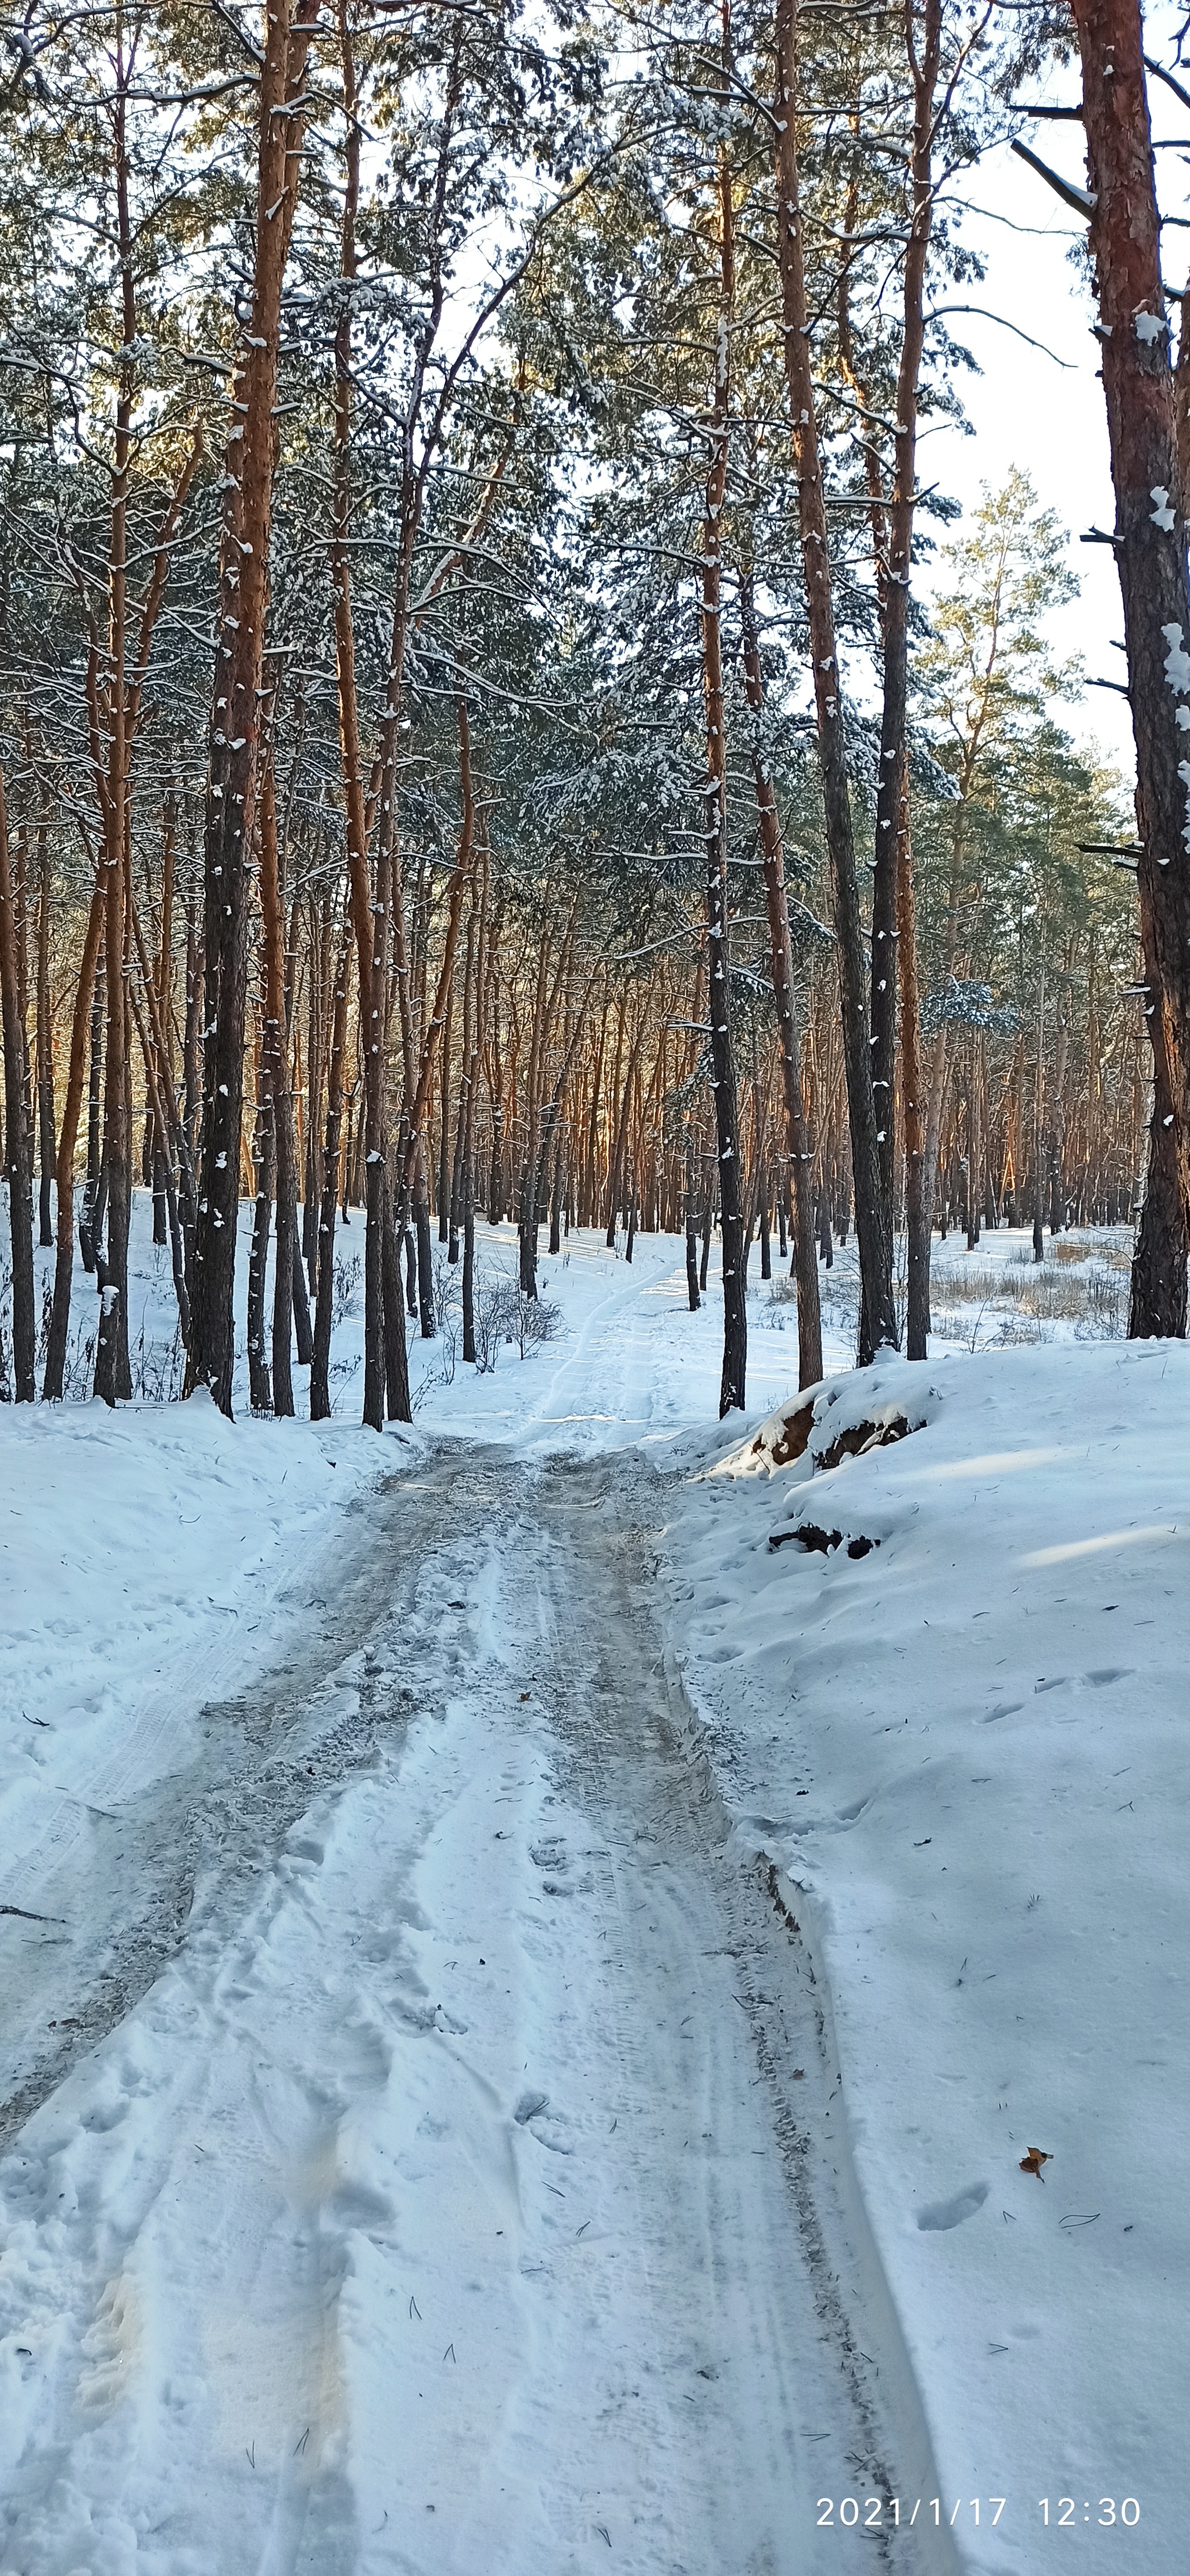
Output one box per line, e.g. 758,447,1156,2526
1,1200,1183,2572
666,1342,1187,2572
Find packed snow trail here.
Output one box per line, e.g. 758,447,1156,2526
0,1443,950,2576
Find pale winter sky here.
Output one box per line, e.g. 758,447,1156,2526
926,10,1190,786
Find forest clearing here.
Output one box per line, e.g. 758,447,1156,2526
1,0,1189,2562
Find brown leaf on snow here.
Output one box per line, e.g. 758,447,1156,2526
1019,2148,1053,2179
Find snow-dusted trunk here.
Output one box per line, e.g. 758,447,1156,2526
448,902,475,1264
437,999,453,1247
461,1159,476,1361
246,1072,274,1416
517,915,553,1291
184,899,201,1164
0,766,34,1399
150,802,174,1248
125,962,191,1350
702,120,747,1417
42,879,105,1396
81,958,102,1273
739,567,821,1386
772,0,895,1364
253,755,292,1416
35,818,54,1249
1033,970,1046,1264
871,0,940,1248
1071,0,1190,1334
524,958,590,1301
966,1038,981,1250
414,1165,434,1338
604,1006,644,1256
94,74,137,1410
548,1130,563,1256
94,640,128,1405
897,792,930,1356
461,870,486,1364
187,0,318,1416
311,920,352,1421
602,998,626,1249
329,0,407,1426
686,1137,701,1313
400,693,477,1318
302,932,323,1294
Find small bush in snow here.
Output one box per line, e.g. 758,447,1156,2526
333,1251,362,1326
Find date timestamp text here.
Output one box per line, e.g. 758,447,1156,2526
816,2497,1141,2531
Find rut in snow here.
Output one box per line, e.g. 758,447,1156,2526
0,1443,954,2576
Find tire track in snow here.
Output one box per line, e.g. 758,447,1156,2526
516,1450,956,2576
0,1442,955,2574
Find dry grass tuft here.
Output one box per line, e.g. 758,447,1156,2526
764,1226,1132,1346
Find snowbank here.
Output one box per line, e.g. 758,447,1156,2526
666,1339,1189,2570
0,1389,400,1918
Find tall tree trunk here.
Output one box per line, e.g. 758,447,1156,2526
602,997,626,1250
303,901,326,1294
772,0,895,1362
150,794,175,1248
966,1038,981,1250
460,867,485,1364
414,1160,434,1337
187,0,318,1413
126,962,191,1350
437,996,452,1244
94,56,138,1408
0,767,34,1400
702,85,747,1415
870,0,941,1246
380,1159,411,1418
685,1134,701,1311
449,890,478,1263
311,918,352,1420
548,1128,563,1256
399,692,478,1248
1070,0,1190,1334
35,812,54,1249
246,1069,274,1413
898,786,930,1356
461,1156,476,1362
184,894,202,1165
328,0,411,1425
94,802,128,1408
256,752,295,1414
43,880,106,1396
1033,969,1046,1264
518,908,555,1289
740,565,822,1385
80,946,103,1274
604,1005,644,1255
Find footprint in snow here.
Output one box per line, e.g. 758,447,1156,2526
916,2181,990,2233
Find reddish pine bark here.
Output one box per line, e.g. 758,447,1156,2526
1071,0,1190,1332
187,0,320,1413
701,114,747,1416
772,0,895,1361
739,566,822,1386
0,766,34,1399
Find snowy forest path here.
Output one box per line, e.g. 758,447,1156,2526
0,1442,950,2575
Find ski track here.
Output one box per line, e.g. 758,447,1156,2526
0,1446,956,2576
